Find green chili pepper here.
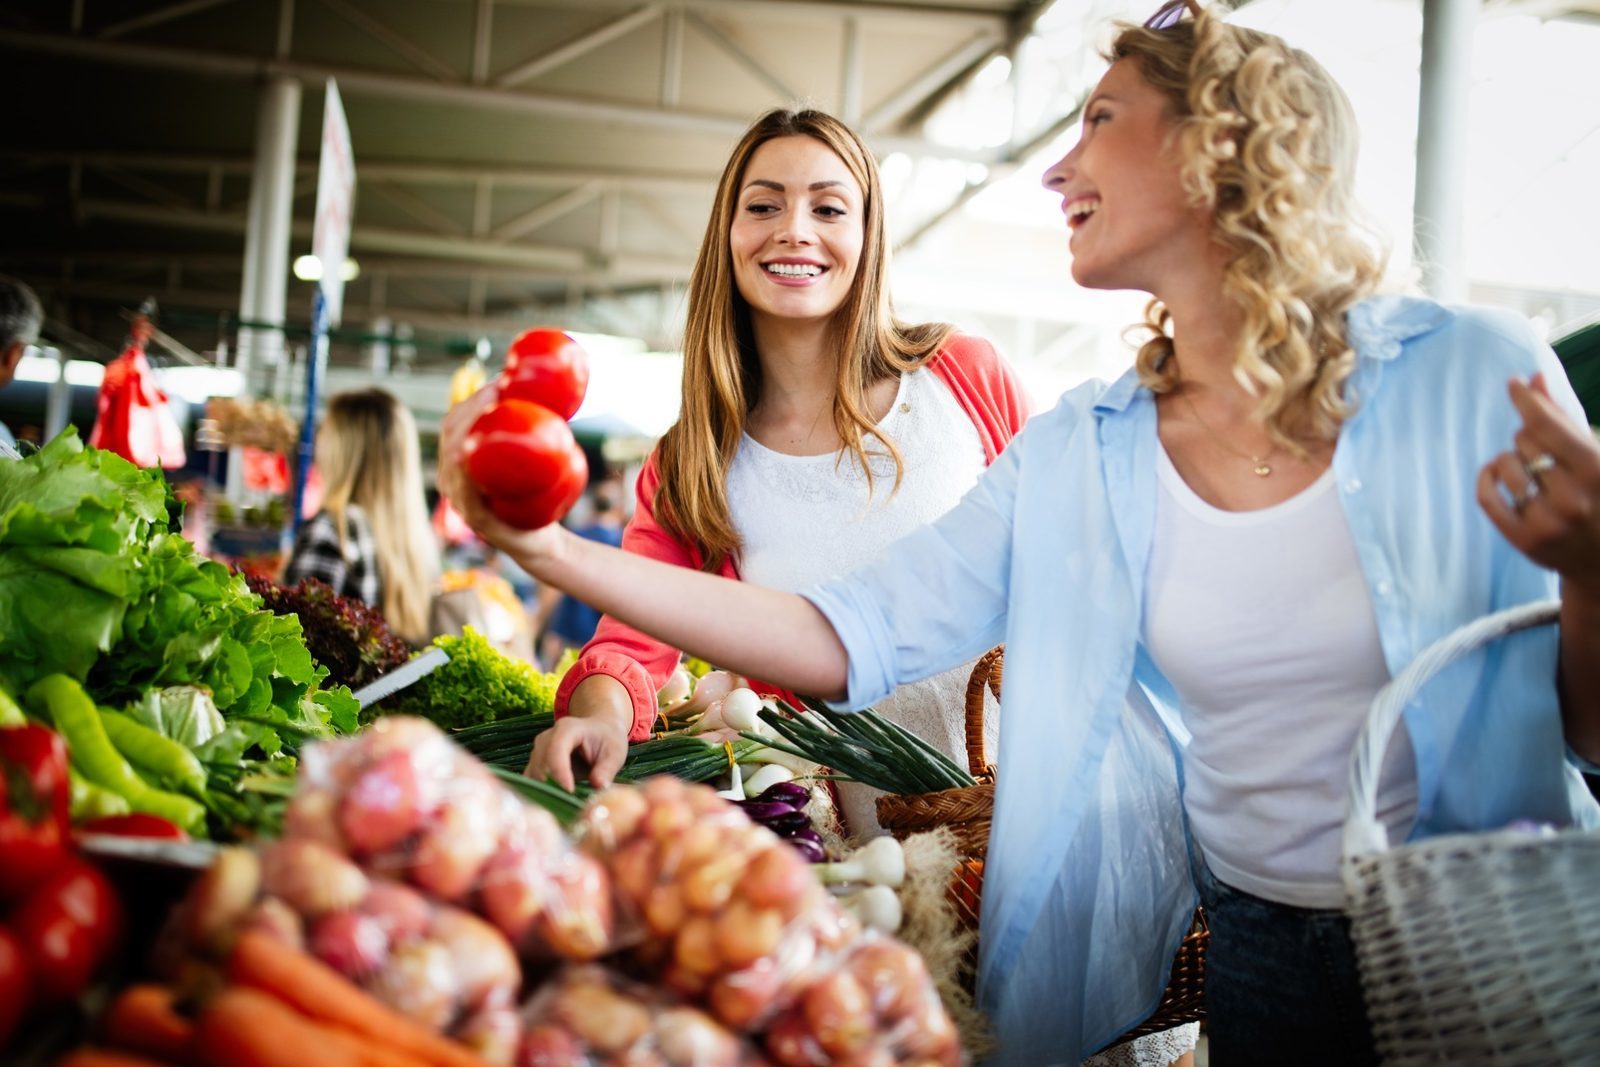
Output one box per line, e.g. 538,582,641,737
0,683,25,727
68,767,132,820
25,675,207,836
100,710,208,798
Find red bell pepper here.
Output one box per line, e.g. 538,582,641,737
0,724,71,902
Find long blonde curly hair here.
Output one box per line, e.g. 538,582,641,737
655,109,953,571
1111,10,1387,452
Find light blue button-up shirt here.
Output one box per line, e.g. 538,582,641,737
805,295,1600,1064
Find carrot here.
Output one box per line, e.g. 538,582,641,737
56,1050,181,1067
101,985,194,1063
192,987,367,1067
224,931,490,1067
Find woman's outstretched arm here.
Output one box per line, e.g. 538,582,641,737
437,387,849,702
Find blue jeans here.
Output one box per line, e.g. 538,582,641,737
1192,858,1378,1066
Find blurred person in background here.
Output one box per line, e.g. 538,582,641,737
535,478,626,666
0,274,44,457
283,387,440,645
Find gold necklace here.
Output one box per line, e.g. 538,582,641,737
1177,386,1277,477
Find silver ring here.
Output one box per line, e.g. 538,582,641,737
1512,479,1541,513
1524,452,1557,478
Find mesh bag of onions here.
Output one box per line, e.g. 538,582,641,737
283,715,617,962
577,776,962,1065
518,964,767,1066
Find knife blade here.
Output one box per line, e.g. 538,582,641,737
351,645,451,709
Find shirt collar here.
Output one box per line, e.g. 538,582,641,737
1345,293,1451,363
1089,292,1449,416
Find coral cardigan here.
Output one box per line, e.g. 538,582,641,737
553,334,1031,739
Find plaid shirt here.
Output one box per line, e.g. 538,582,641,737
283,504,382,609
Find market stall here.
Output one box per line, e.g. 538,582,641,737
0,426,981,1067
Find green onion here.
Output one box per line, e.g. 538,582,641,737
752,701,977,796
490,766,588,825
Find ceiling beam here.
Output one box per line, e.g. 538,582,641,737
0,27,755,138
861,29,1003,132
685,10,799,103
65,196,695,280
98,0,242,40
0,149,721,193
314,0,458,81
482,0,1008,29
490,182,604,242
492,3,663,89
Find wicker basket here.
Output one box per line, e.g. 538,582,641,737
1342,601,1600,1064
875,646,1209,1046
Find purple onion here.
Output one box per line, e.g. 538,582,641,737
738,799,801,822
761,809,813,835
786,835,827,863
756,781,812,806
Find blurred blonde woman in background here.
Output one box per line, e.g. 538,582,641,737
284,387,439,645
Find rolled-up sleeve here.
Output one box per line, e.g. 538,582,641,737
802,426,1026,710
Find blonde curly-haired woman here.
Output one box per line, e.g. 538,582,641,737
438,3,1600,1062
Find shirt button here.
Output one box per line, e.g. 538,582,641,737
1375,580,1393,597
1344,478,1363,494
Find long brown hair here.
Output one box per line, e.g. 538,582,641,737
655,109,952,570
1111,11,1387,453
316,388,438,642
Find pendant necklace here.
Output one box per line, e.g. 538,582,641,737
1178,386,1277,477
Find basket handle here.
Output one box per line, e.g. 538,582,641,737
963,646,1004,778
1341,599,1560,864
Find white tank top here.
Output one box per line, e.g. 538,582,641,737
1144,444,1416,908
728,368,993,838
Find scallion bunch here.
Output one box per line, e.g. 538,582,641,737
745,699,976,796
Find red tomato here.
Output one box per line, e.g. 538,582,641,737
9,859,123,1003
499,327,589,421
0,925,29,1049
0,724,72,902
462,399,589,529
485,451,586,530
77,813,189,841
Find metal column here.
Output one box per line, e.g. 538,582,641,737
1412,0,1477,303
230,74,301,501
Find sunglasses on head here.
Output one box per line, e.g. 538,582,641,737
1144,0,1201,30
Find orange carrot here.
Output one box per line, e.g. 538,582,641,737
101,985,195,1064
192,987,368,1067
224,931,490,1067
56,1050,181,1067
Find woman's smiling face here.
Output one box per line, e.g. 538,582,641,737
1042,58,1213,295
729,135,865,329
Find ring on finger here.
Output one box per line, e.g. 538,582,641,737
1511,478,1542,513
1523,452,1557,478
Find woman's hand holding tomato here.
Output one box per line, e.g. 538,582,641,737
441,325,593,555
438,385,568,564
462,398,587,530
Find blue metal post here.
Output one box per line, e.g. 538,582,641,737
291,286,329,536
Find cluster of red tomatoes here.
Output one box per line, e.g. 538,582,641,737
461,327,593,531
0,724,150,1050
